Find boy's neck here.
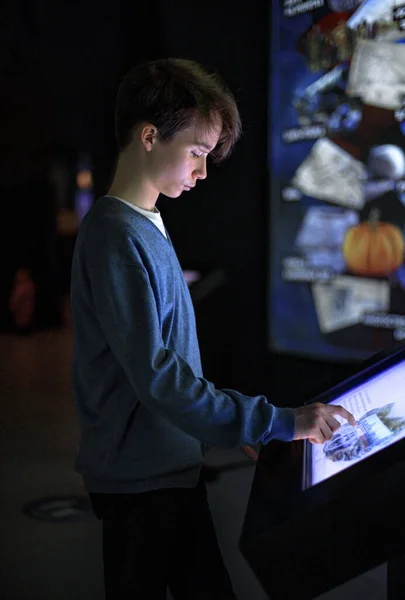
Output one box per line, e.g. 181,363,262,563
107,152,158,212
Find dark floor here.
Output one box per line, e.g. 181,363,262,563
0,301,387,599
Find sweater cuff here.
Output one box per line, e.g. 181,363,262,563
260,406,295,444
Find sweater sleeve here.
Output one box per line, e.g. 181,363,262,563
87,252,295,448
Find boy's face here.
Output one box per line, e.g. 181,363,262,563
145,118,222,198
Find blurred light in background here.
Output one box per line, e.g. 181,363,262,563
75,152,94,222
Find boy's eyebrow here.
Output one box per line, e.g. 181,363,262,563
194,141,215,152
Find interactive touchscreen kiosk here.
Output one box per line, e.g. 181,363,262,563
304,359,405,489
240,344,405,600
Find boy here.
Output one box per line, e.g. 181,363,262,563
70,58,356,599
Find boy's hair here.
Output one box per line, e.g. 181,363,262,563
115,58,241,163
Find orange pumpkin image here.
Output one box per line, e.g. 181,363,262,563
342,209,404,277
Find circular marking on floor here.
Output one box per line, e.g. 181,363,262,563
22,495,93,522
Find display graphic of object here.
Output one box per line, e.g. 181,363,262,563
292,138,367,209
312,275,389,333
327,100,363,133
295,206,358,272
342,208,405,277
328,0,363,11
293,65,351,125
323,402,405,462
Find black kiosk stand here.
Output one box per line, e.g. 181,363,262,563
240,344,405,599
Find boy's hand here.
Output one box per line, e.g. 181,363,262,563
293,402,357,444
240,445,259,461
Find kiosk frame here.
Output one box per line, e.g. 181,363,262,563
240,343,405,599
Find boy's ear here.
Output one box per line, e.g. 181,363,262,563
141,124,158,151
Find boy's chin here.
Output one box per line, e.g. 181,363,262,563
162,188,184,199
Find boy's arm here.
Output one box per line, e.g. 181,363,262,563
88,257,294,448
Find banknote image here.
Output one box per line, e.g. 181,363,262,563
347,40,405,110
312,275,390,333
295,206,359,249
292,138,367,208
295,206,359,272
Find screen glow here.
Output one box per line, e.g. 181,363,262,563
306,359,405,487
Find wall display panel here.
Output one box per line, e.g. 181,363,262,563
269,0,405,361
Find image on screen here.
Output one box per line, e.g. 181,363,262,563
305,358,405,488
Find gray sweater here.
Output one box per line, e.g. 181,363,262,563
70,196,295,493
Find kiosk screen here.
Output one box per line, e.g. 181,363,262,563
305,360,405,488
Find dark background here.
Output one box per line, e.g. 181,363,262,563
1,0,355,408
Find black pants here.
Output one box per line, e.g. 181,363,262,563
89,474,237,600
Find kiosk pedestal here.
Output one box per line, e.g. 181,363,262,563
240,344,405,599
387,554,405,599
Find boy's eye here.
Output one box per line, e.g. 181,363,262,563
191,151,202,158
